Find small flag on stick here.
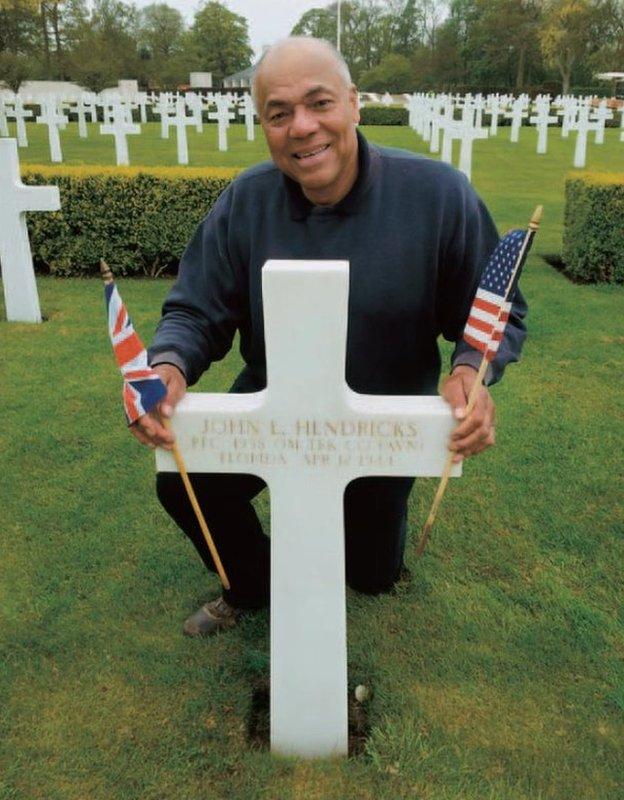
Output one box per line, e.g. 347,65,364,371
102,261,167,424
462,229,526,363
416,206,542,559
100,260,231,590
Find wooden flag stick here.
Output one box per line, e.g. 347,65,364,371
100,259,230,590
162,419,231,591
416,205,543,559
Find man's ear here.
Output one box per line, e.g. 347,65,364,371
350,85,360,124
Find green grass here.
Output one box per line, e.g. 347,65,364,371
1,124,623,799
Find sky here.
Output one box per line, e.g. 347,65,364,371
133,0,336,60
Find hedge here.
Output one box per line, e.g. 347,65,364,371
359,106,408,125
23,165,239,277
562,172,624,283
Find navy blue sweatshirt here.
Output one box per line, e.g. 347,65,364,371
149,131,527,394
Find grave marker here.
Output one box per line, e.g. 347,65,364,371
156,260,460,757
99,103,140,166
7,98,33,147
0,139,60,322
35,98,67,163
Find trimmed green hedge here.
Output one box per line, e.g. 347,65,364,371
562,172,624,284
23,166,239,277
359,106,408,126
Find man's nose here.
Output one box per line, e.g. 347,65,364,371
290,105,319,137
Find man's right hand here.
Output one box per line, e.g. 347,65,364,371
129,364,187,451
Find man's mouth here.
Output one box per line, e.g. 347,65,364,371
293,144,330,160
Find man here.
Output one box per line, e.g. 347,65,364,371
134,38,526,636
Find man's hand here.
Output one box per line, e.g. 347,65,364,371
441,365,496,463
129,364,187,451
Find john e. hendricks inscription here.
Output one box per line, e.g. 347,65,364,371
190,416,425,470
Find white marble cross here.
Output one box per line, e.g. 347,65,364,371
99,104,140,166
571,103,599,168
505,97,529,143
592,101,613,145
7,98,33,147
156,260,460,758
440,104,487,181
83,93,98,123
529,100,558,154
431,100,453,155
36,98,67,163
137,92,148,124
154,93,174,139
238,93,256,141
72,96,89,138
487,94,502,135
0,96,10,137
171,98,195,165
0,139,60,322
209,98,235,152
457,106,488,181
557,97,577,139
185,92,204,133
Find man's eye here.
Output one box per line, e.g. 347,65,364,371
270,111,287,122
314,99,331,109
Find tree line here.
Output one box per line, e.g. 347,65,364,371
1,0,622,95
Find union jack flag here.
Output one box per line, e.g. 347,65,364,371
104,280,167,425
463,229,526,362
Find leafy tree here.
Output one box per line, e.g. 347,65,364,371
67,0,141,90
138,3,184,59
0,50,31,89
539,0,600,93
189,1,253,86
0,0,40,55
358,52,414,90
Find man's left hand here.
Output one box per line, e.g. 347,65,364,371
441,365,496,463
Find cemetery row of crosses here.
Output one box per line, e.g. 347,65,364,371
1,87,623,180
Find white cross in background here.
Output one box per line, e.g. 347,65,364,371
36,98,68,163
572,102,600,169
0,139,60,323
529,100,558,155
591,100,613,145
185,92,204,133
487,94,502,135
0,96,10,137
154,94,174,139
7,98,33,147
209,98,235,152
505,97,529,143
238,94,256,141
156,260,460,757
170,97,196,165
99,103,140,166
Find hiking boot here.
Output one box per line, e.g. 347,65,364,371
183,596,242,637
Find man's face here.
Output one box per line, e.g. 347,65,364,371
255,46,360,205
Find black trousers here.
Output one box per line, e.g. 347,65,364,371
156,473,415,609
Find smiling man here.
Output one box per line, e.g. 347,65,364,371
137,37,527,636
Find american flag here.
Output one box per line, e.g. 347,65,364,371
463,229,526,362
104,281,167,424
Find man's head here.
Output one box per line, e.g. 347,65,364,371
252,37,360,206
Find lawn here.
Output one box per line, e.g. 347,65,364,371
1,122,623,800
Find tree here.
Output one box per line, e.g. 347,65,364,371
0,50,31,89
189,1,253,86
358,52,414,90
539,0,600,93
67,0,141,90
138,3,184,59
